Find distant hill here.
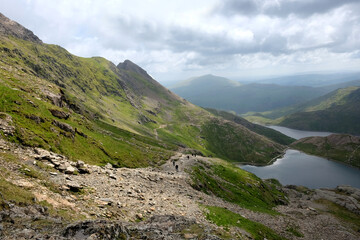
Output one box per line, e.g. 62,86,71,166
170,75,327,114
250,72,360,87
291,134,360,168
278,87,360,135
206,108,295,145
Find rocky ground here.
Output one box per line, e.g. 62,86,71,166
0,137,359,239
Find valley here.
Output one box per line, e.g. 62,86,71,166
0,10,359,240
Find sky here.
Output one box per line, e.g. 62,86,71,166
1,0,360,83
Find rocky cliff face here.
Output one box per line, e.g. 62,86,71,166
0,13,42,43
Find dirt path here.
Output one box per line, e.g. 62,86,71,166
0,138,359,239
153,124,167,140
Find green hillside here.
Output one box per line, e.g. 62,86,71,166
291,134,360,168
206,108,295,145
279,87,360,135
244,86,360,135
0,13,284,167
170,75,327,114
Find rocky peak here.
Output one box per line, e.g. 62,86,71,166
0,12,42,43
117,60,152,80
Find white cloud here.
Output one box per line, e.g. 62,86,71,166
0,0,359,82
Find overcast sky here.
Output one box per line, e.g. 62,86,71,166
1,0,360,83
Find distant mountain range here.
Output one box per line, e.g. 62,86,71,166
170,74,331,114
243,72,360,87
171,74,360,135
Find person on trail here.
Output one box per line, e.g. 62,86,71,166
172,160,175,166
175,165,179,172
187,156,189,160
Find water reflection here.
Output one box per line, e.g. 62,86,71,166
240,149,360,189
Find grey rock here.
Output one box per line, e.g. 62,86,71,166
52,120,75,134
66,182,82,192
105,163,113,169
49,109,70,120
65,165,77,174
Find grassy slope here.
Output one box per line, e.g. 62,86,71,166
204,206,287,240
206,108,294,145
244,86,360,135
189,158,287,214
0,30,284,166
279,87,360,135
202,118,284,164
291,134,360,168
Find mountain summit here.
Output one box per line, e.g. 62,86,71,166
117,60,151,79
0,12,42,43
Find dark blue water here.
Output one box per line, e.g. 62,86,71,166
240,149,360,189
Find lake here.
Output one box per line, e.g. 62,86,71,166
239,126,360,189
267,125,334,140
240,149,360,189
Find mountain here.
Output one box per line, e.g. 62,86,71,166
250,72,360,87
0,13,284,167
170,75,328,114
205,108,295,145
1,13,360,240
278,87,360,135
291,134,360,168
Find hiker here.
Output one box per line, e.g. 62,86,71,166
172,160,175,166
175,165,179,172
187,155,189,160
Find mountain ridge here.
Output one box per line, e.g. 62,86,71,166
0,12,284,167
0,12,359,240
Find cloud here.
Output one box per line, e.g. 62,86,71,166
216,0,360,18
0,0,359,82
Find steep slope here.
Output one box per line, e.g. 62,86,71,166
291,134,360,168
206,108,295,145
279,87,360,135
171,75,327,114
0,13,284,166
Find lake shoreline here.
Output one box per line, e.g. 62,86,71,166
235,147,289,167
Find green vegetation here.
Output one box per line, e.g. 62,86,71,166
292,134,360,168
286,225,304,238
190,159,287,214
0,16,287,168
0,176,35,209
202,118,284,164
245,86,360,135
206,108,295,145
204,205,287,240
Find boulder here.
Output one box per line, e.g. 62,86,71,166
65,165,77,174
66,182,82,192
0,113,15,136
52,120,75,134
49,109,70,120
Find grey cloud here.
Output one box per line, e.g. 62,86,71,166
104,16,292,57
217,0,360,18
